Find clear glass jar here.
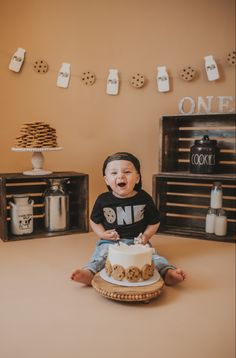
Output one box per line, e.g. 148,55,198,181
210,182,223,209
215,209,227,236
205,207,217,234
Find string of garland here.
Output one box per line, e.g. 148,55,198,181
0,48,235,90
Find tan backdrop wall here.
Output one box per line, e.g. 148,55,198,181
0,0,235,210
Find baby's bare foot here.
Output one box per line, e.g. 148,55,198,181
164,268,186,286
70,269,94,286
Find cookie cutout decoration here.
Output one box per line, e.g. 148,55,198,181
81,71,96,86
33,59,49,74
142,263,154,280
179,66,196,81
111,265,125,281
226,50,236,65
126,266,141,282
130,73,146,88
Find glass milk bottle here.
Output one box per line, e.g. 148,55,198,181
205,207,216,234
215,209,227,236
210,182,223,209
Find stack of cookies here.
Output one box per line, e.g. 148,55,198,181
14,122,58,148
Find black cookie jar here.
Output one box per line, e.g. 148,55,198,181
190,135,219,174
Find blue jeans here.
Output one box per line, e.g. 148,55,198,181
83,238,175,278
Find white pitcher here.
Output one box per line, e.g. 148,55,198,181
9,194,34,235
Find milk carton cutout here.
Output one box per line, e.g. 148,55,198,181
57,63,71,88
204,55,220,81
9,48,26,72
157,66,170,92
106,69,119,95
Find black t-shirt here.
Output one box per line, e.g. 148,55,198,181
90,190,160,239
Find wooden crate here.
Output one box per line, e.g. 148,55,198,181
0,172,89,241
153,173,236,242
160,113,236,174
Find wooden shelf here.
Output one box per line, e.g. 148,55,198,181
0,172,89,241
154,171,236,180
160,113,236,174
153,113,236,243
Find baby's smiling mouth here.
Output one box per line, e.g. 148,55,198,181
117,182,126,187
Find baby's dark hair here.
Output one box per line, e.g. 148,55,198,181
102,152,142,191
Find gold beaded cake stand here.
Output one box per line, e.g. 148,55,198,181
92,273,165,303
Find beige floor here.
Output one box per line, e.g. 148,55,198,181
0,232,235,358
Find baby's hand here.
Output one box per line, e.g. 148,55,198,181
103,229,120,241
134,233,149,245
140,234,149,245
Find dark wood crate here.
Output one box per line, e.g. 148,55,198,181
153,172,236,242
0,172,89,241
160,113,236,174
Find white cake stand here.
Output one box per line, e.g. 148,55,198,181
11,147,63,175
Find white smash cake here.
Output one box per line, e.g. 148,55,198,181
105,242,155,283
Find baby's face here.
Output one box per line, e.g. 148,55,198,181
104,160,140,198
